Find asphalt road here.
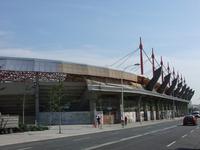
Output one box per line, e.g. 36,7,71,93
1,119,200,150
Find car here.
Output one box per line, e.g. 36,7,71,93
192,111,200,118
183,115,197,126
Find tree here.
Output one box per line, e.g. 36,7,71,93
49,82,64,112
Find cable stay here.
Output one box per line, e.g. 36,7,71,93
108,48,139,68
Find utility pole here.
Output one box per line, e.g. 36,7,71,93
35,72,39,125
59,78,62,134
22,91,26,125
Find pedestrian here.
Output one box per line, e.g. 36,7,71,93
96,114,101,128
125,116,128,126
121,115,124,128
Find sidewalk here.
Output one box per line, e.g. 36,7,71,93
0,118,182,146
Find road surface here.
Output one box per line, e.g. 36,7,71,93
1,119,200,150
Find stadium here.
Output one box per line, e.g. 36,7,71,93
0,40,194,125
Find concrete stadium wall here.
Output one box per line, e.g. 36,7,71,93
124,112,136,123
38,112,91,125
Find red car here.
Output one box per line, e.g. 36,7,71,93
183,115,197,126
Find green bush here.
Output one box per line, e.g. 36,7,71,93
19,124,28,132
18,124,49,132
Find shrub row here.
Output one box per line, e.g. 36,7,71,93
19,124,49,132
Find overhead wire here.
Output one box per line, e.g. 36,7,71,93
107,41,183,85
142,49,153,65
108,48,139,67
115,53,134,68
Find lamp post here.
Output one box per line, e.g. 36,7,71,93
58,77,65,134
59,94,62,134
22,82,33,125
120,64,140,124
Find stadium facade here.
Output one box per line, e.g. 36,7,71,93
0,55,194,125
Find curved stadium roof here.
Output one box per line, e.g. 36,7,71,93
0,56,138,82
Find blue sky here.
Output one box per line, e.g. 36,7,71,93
0,0,200,104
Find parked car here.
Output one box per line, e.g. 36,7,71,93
183,115,197,126
192,111,200,118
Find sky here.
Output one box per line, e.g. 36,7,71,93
0,0,200,104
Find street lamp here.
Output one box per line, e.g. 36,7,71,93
58,77,65,134
22,82,33,125
120,64,140,124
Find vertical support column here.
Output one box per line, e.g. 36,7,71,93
167,102,171,119
181,103,185,116
163,102,167,119
160,102,163,119
89,94,97,124
120,80,124,121
174,101,177,117
171,101,175,119
170,102,173,118
177,102,180,117
143,100,148,121
186,103,189,115
156,100,160,120
161,102,165,119
150,100,155,120
35,72,39,125
136,96,142,123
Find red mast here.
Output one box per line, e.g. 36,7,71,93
177,71,179,83
160,56,163,83
139,37,144,75
181,74,183,82
167,62,170,74
173,67,175,79
167,62,170,86
151,48,155,76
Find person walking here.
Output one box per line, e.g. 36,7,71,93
96,114,102,128
125,116,128,126
121,115,124,128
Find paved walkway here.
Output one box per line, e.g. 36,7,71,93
0,118,182,146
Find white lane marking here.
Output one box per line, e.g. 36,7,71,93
182,134,188,138
166,141,176,147
73,137,90,141
145,126,152,129
84,135,143,150
111,132,119,135
190,130,194,133
17,147,32,150
84,125,177,150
